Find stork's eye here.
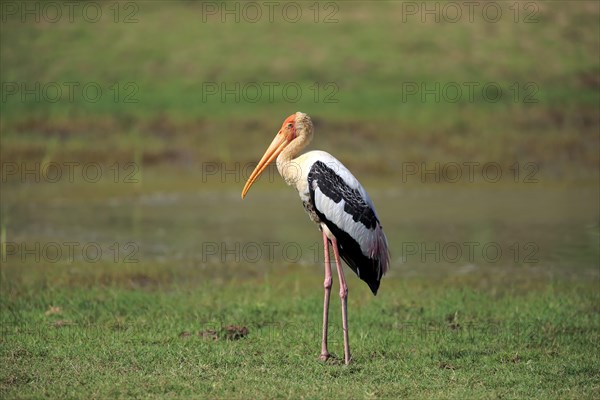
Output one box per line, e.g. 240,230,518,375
287,123,293,128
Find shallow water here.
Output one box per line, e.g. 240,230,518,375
2,173,598,289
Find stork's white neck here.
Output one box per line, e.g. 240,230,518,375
276,129,311,186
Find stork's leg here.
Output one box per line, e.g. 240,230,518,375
320,230,332,361
331,238,351,365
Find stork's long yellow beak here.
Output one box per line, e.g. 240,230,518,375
241,131,289,199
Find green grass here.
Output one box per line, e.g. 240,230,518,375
1,1,599,178
1,262,598,399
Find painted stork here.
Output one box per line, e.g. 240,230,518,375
241,112,390,365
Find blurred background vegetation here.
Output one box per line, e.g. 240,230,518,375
1,1,598,179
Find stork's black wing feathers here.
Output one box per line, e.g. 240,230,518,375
307,161,384,295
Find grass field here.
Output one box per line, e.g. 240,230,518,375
1,267,597,398
1,1,599,399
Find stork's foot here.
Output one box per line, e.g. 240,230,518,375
319,353,352,365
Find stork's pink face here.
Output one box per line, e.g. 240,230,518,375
279,114,297,141
241,113,298,199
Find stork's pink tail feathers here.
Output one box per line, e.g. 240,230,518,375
370,224,390,279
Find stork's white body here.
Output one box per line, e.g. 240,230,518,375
278,150,389,283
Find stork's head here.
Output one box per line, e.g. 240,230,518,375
277,112,313,142
241,112,313,199
292,111,314,140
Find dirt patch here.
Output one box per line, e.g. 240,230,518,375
44,306,61,316
439,362,458,370
223,325,249,340
185,325,249,341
